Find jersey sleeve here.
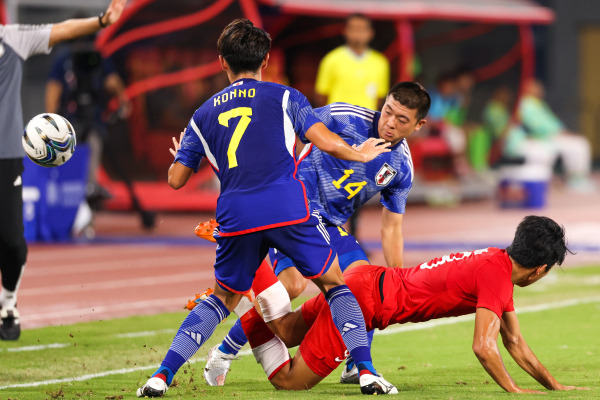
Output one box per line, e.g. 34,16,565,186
314,51,334,96
380,148,413,214
173,115,206,172
474,263,514,319
3,24,52,60
380,175,411,214
286,89,321,143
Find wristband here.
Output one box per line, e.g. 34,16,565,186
98,12,107,28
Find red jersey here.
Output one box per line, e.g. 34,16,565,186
348,247,515,330
299,248,515,377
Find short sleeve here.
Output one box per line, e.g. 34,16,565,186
3,24,52,60
475,263,514,319
380,176,411,214
376,54,390,98
286,89,321,142
315,52,334,96
174,116,206,173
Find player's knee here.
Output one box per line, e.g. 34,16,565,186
283,278,307,300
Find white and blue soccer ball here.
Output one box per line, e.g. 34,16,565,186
22,113,76,167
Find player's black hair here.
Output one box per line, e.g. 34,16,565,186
506,215,572,271
387,82,431,121
217,19,272,75
346,13,372,27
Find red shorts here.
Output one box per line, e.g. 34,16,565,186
298,265,385,378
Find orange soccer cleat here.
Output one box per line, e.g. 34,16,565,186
194,219,219,243
185,288,215,310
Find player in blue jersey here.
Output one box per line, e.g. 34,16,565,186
137,19,395,397
204,82,431,386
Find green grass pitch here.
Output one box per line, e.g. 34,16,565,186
1,264,599,399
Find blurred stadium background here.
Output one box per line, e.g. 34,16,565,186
1,0,599,353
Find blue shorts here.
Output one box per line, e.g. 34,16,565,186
213,215,336,293
269,223,368,276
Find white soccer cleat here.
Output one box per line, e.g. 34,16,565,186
359,374,398,395
340,362,360,384
203,344,237,386
137,377,168,398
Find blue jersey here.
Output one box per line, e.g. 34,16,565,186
175,78,321,236
297,103,413,226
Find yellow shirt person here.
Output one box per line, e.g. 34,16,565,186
315,45,389,111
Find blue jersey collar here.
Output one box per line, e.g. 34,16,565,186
231,78,257,87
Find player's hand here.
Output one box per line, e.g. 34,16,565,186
104,0,126,26
353,137,391,162
552,384,589,391
169,131,184,157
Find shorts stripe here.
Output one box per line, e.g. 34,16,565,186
316,223,331,244
304,249,333,280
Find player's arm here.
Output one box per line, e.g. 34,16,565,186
304,122,390,163
472,308,545,394
500,311,588,391
168,132,193,189
49,0,126,47
381,208,403,268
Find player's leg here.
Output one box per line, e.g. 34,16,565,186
238,273,322,390
323,224,373,384
0,158,28,341
272,223,370,300
270,249,308,299
266,215,388,393
203,260,272,386
137,232,266,397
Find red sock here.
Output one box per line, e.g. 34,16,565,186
240,307,274,348
252,260,279,296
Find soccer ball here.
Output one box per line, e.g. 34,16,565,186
22,113,76,167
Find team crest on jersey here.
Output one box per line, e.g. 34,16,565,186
375,163,397,186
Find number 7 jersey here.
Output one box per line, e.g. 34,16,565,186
175,78,321,236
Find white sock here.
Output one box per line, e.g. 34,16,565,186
0,288,17,309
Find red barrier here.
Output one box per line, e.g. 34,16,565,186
473,42,521,83
417,23,495,49
99,0,235,57
0,0,6,24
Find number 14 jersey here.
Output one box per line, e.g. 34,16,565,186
175,78,321,236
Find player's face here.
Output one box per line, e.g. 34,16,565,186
378,96,426,146
344,17,374,49
515,266,550,287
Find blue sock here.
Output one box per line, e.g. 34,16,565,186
346,329,374,369
218,319,248,355
157,294,229,383
325,285,376,376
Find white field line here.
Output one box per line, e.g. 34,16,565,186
0,349,253,390
2,295,600,390
0,343,70,352
21,271,213,296
113,329,176,338
378,295,600,335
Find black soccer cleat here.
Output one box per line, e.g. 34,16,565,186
0,307,21,341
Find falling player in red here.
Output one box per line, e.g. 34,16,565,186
237,216,589,394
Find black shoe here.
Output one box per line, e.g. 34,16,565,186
0,307,21,340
